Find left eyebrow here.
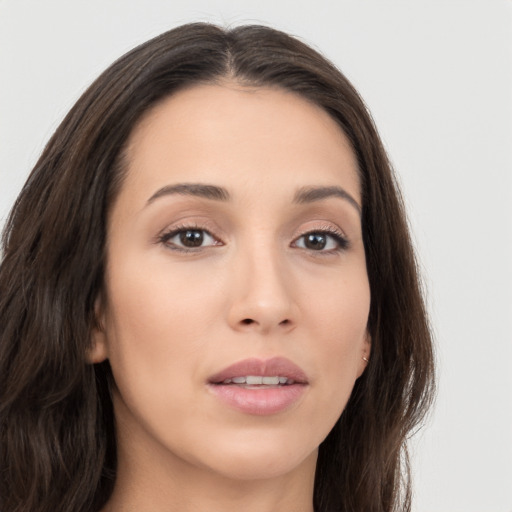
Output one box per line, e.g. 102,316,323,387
293,186,361,216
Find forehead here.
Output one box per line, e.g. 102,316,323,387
119,83,361,206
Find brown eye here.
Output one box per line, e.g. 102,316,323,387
179,230,204,247
304,233,327,250
160,228,219,251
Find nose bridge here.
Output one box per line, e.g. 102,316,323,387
228,231,296,333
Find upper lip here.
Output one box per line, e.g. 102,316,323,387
208,356,308,384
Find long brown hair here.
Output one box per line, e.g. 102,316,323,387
0,23,434,512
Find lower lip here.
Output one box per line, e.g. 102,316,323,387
207,384,306,415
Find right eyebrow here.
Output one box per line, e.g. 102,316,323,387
146,183,231,205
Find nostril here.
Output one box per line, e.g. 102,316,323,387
279,319,290,326
241,318,254,325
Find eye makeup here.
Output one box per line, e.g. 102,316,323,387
155,221,350,256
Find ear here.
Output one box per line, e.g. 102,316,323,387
87,295,109,364
356,330,372,378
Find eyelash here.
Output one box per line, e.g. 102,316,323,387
157,224,349,254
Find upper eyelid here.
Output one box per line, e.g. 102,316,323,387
293,223,348,240
157,219,222,239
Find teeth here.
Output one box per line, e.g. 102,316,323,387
221,376,292,385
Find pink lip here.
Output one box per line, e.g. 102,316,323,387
207,357,308,416
208,356,308,384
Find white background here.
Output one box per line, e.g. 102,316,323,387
1,1,511,511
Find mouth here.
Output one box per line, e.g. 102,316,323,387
214,375,298,387
207,357,308,415
208,356,308,386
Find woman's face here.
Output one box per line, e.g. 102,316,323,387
92,84,371,481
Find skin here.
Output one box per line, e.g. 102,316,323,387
91,83,371,512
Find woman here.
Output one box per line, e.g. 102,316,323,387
0,23,434,512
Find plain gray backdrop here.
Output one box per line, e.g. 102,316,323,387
1,1,511,511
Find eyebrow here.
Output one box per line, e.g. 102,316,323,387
293,186,361,216
146,182,361,215
147,183,230,204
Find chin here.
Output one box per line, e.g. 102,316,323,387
187,430,319,481
209,451,317,482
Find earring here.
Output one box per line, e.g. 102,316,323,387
362,356,369,363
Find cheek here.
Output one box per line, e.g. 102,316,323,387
303,267,370,347
105,254,223,341
101,260,223,403
301,271,370,410
101,268,217,457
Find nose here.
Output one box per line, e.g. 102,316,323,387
226,245,298,335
